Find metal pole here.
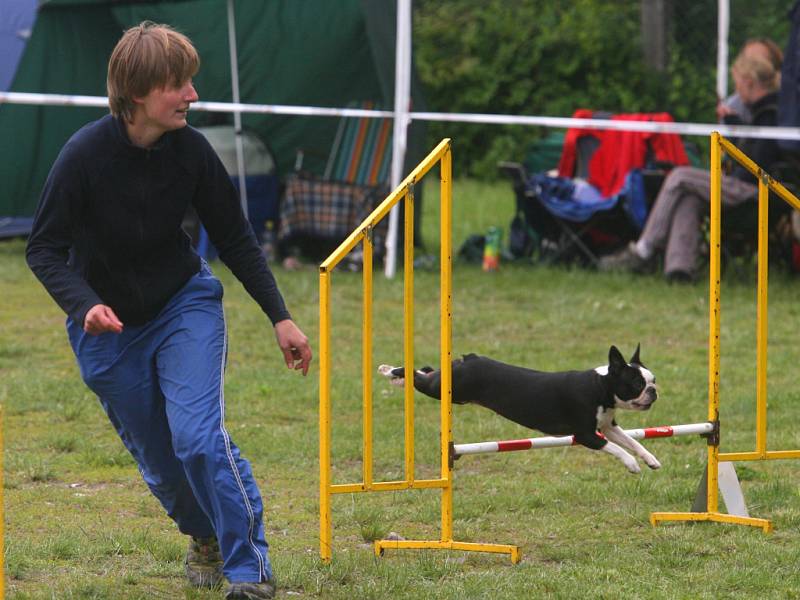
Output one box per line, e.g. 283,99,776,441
454,422,715,457
362,231,374,487
0,404,4,597
716,0,730,102
707,132,723,514
403,186,415,482
439,145,453,542
227,0,248,218
319,269,332,562
384,0,412,278
755,174,769,456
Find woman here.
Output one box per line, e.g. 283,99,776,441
25,22,309,600
599,50,783,281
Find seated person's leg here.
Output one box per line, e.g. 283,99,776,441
598,166,705,274
663,193,703,281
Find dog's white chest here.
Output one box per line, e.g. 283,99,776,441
596,406,615,430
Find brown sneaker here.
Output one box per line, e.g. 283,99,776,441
224,580,277,599
598,242,653,273
184,535,223,588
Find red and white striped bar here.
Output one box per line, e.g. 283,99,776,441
453,422,714,457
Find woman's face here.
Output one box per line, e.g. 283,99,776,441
733,70,754,104
135,79,199,134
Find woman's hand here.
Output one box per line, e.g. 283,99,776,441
84,304,124,335
274,319,312,376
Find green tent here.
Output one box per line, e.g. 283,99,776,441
0,0,427,221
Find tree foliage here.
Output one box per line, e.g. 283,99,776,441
413,0,791,178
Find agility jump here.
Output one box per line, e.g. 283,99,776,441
318,134,800,565
320,139,528,564
649,132,800,533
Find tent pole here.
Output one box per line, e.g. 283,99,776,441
384,0,412,278
716,0,730,103
227,0,248,218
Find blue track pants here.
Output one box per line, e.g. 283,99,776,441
67,264,271,583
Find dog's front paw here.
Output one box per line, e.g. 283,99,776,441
624,456,642,474
644,455,661,470
378,364,395,377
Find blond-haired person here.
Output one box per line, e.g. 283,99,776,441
600,50,783,281
26,22,310,599
717,37,783,123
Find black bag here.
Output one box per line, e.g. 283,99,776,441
508,211,539,259
457,234,485,263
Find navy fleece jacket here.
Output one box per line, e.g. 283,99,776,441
26,114,290,327
725,92,781,183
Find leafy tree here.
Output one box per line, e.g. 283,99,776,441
413,0,791,178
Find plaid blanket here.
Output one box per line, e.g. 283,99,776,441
279,175,389,252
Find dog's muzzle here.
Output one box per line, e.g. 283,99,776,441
632,386,658,409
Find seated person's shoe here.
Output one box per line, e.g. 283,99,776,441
225,580,277,599
184,535,223,588
598,242,653,273
665,269,695,284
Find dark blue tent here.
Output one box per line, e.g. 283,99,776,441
0,0,37,237
0,0,37,92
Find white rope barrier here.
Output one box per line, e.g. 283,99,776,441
0,92,394,118
453,421,714,457
0,92,108,108
409,111,800,141
2,91,799,141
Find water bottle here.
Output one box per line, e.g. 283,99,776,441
261,221,277,262
482,226,501,271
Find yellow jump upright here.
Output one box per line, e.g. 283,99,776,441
319,139,520,564
1,404,4,600
650,132,800,533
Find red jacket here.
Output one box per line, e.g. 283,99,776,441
558,110,689,197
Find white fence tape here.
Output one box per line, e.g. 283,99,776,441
2,91,799,141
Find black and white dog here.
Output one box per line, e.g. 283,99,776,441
378,345,660,474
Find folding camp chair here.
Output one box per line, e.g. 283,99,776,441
322,102,392,186
499,161,643,266
279,102,392,264
501,110,689,266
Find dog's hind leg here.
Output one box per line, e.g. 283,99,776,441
377,365,441,398
378,364,405,386
412,368,441,399
574,432,641,474
602,425,661,470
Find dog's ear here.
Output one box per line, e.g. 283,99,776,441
630,343,641,365
608,345,626,375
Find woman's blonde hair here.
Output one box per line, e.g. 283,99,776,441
732,52,780,93
743,37,784,71
107,21,199,121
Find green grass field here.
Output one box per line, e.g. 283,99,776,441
3,177,800,599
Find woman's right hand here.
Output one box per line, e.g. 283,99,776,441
716,101,737,121
84,304,124,335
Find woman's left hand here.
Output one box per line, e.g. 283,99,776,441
274,319,312,376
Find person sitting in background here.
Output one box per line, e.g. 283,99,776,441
717,37,783,124
599,49,782,282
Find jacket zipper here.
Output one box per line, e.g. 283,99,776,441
132,151,149,315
